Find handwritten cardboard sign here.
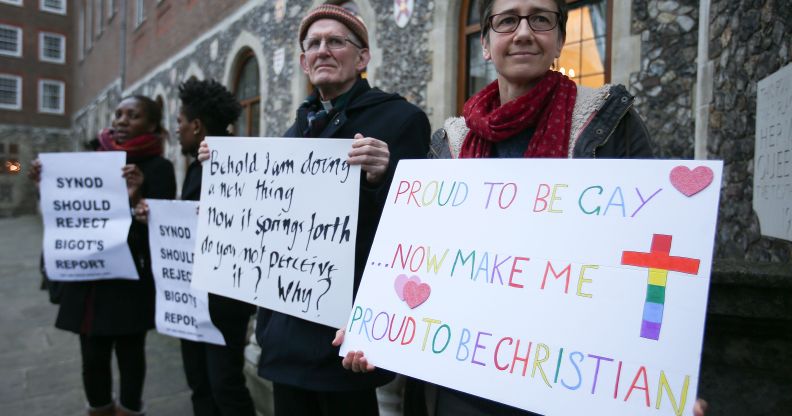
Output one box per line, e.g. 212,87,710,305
341,159,723,416
147,199,224,345
754,63,792,241
39,152,139,281
192,137,360,328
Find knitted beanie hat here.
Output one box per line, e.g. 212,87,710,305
299,4,369,49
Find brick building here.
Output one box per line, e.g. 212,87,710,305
1,0,789,414
0,0,72,216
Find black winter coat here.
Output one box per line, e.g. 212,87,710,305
256,79,431,391
55,154,176,335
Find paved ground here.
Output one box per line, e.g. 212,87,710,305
0,215,191,415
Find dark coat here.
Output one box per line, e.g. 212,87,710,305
256,79,431,391
181,159,256,345
570,85,653,159
55,155,176,335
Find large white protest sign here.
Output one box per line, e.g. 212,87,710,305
754,63,792,241
40,152,138,281
341,159,723,416
147,199,224,345
192,137,360,328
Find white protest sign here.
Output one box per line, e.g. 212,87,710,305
40,152,139,281
341,159,723,416
147,199,225,345
754,63,792,241
192,137,360,328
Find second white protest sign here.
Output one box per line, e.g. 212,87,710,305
148,199,224,345
192,137,360,328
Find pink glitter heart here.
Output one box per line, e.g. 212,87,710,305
394,274,421,300
669,166,713,197
403,281,431,309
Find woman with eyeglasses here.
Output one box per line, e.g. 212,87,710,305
339,0,709,414
437,0,652,162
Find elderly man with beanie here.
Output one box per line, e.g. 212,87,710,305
253,2,430,415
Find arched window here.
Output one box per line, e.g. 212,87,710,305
457,0,610,112
557,0,609,87
457,0,494,113
233,51,261,137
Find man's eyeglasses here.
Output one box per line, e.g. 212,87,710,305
488,11,560,33
301,35,362,53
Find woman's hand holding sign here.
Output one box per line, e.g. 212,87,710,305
122,164,144,204
332,328,375,373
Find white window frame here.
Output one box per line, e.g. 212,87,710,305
0,74,22,111
96,0,104,35
106,0,116,18
39,32,66,64
0,0,24,7
78,5,85,59
0,24,23,58
135,0,146,28
38,79,65,114
40,0,68,15
85,0,93,49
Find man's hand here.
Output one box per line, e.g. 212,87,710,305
122,164,144,204
197,140,210,162
348,134,390,184
332,328,376,373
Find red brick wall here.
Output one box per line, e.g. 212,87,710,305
0,0,72,128
125,0,247,87
71,0,122,113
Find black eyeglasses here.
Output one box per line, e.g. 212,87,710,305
488,11,560,33
301,35,362,53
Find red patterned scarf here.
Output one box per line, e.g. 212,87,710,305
97,128,163,159
459,70,577,158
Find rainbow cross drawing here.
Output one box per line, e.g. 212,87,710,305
621,234,701,340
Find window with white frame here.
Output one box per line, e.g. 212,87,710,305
107,0,116,18
39,32,66,63
0,0,24,7
0,25,22,58
96,0,104,35
135,0,145,28
85,0,93,49
0,75,22,111
40,0,67,15
38,79,65,114
78,6,85,59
